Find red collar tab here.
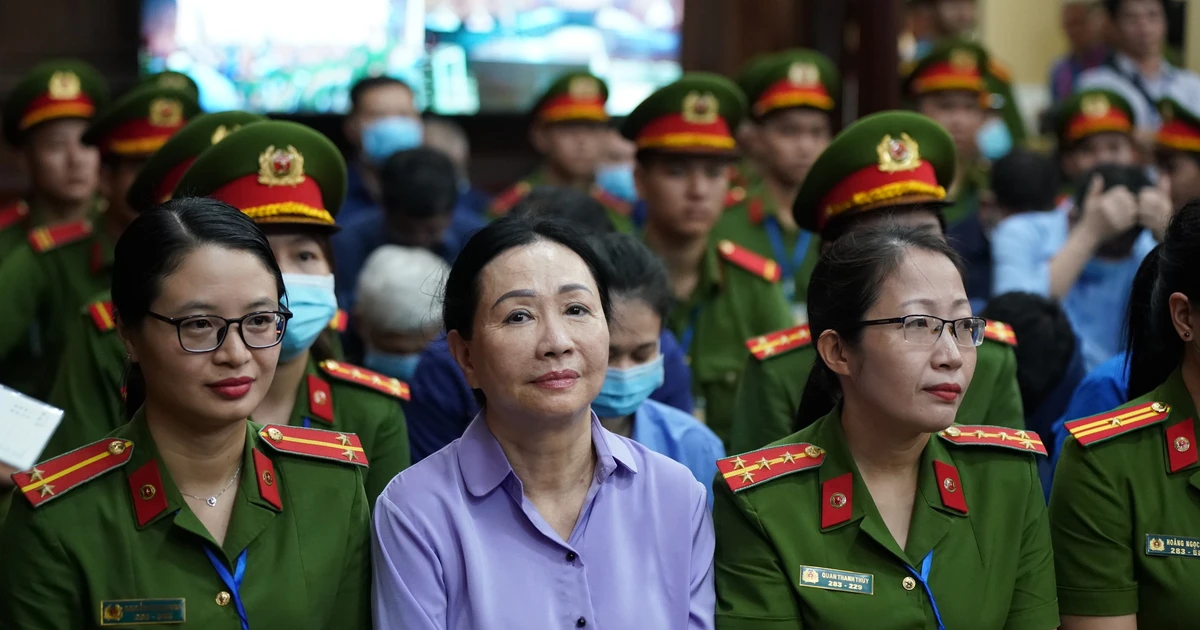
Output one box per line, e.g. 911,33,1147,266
1166,418,1198,473
306,374,335,424
254,449,282,510
127,459,168,527
821,472,854,529
933,460,967,514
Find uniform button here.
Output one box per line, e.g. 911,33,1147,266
576,617,587,627
902,577,917,591
216,591,231,606
565,551,577,562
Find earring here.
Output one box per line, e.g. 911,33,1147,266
1186,332,1192,339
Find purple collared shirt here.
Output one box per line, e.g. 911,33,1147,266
371,412,715,630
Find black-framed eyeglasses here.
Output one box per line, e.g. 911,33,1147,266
147,310,293,353
857,314,986,347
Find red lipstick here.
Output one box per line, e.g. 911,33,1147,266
924,383,963,402
208,376,254,400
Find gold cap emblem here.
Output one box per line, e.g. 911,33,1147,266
788,62,820,87
876,133,921,173
950,49,977,71
568,76,601,100
1081,93,1111,119
149,98,183,128
682,91,720,125
257,145,306,187
48,71,81,100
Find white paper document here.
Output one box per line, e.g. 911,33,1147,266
0,385,64,471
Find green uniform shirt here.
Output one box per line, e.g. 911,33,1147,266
45,310,409,503
488,167,635,234
1050,367,1200,625
942,164,988,227
0,411,371,629
0,227,112,399
711,186,821,313
714,407,1058,629
665,243,793,446
730,334,1024,454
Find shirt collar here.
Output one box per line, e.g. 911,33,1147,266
1114,51,1176,79
458,410,638,498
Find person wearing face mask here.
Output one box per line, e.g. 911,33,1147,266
594,127,639,206
0,60,108,265
170,120,412,504
489,71,635,233
713,225,1057,629
356,245,450,382
589,232,724,502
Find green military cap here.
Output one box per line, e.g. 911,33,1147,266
173,120,347,230
2,59,110,145
793,110,956,234
621,72,746,156
142,71,201,101
531,71,609,123
1054,88,1134,147
902,38,989,100
1157,97,1200,153
742,49,840,119
81,85,201,159
126,111,267,213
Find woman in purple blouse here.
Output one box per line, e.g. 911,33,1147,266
370,214,715,629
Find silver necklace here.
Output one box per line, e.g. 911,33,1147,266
180,464,242,508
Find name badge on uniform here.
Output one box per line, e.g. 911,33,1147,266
797,565,874,594
99,599,186,626
1146,534,1200,558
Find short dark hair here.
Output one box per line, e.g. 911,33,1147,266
820,204,949,243
589,232,674,323
991,148,1059,212
349,76,412,110
982,292,1078,411
379,147,458,220
1103,0,1168,18
509,186,616,236
796,224,966,425
113,197,285,418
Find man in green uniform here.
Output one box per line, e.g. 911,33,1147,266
1156,97,1200,211
489,71,634,232
903,39,992,226
143,70,201,102
714,49,839,315
1055,88,1138,192
729,111,1023,454
623,73,794,446
0,84,199,399
0,59,109,263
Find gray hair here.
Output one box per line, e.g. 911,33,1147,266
356,245,449,334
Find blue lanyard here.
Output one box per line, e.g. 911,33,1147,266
763,217,813,302
906,551,946,630
204,547,250,630
679,304,703,355
302,417,311,428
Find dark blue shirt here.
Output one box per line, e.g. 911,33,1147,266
947,213,992,313
407,329,695,462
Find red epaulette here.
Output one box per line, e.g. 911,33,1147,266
258,424,369,466
11,438,134,507
87,300,117,332
0,201,29,231
488,181,533,217
27,220,92,253
1065,401,1170,447
591,188,631,216
984,320,1017,346
717,240,781,282
319,359,410,401
717,443,826,492
937,425,1048,456
724,185,747,208
745,325,812,360
327,309,348,333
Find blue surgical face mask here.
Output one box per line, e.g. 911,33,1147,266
976,117,1012,161
591,354,665,418
280,273,338,362
362,116,423,165
595,162,639,203
363,350,422,381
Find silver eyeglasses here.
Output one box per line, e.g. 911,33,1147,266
147,310,293,353
857,314,986,347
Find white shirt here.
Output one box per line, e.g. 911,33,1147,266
1077,53,1200,131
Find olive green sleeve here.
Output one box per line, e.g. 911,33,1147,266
984,346,1025,430
0,246,49,357
1003,458,1060,630
363,400,411,507
44,322,126,458
730,357,796,454
713,482,802,629
0,501,86,629
756,283,795,336
1048,438,1138,616
329,468,373,630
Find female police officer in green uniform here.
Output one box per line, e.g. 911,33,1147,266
729,112,1022,454
1051,202,1200,629
713,223,1057,630
0,198,370,629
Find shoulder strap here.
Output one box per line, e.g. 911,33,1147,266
11,438,134,507
937,425,1047,456
257,425,369,467
27,220,92,253
717,239,781,282
488,181,533,216
87,300,117,332
983,320,1017,346
717,443,826,492
319,360,410,401
745,325,812,360
327,309,348,333
1065,401,1170,447
591,188,631,216
0,201,29,231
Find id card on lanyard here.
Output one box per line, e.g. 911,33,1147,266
764,216,813,304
